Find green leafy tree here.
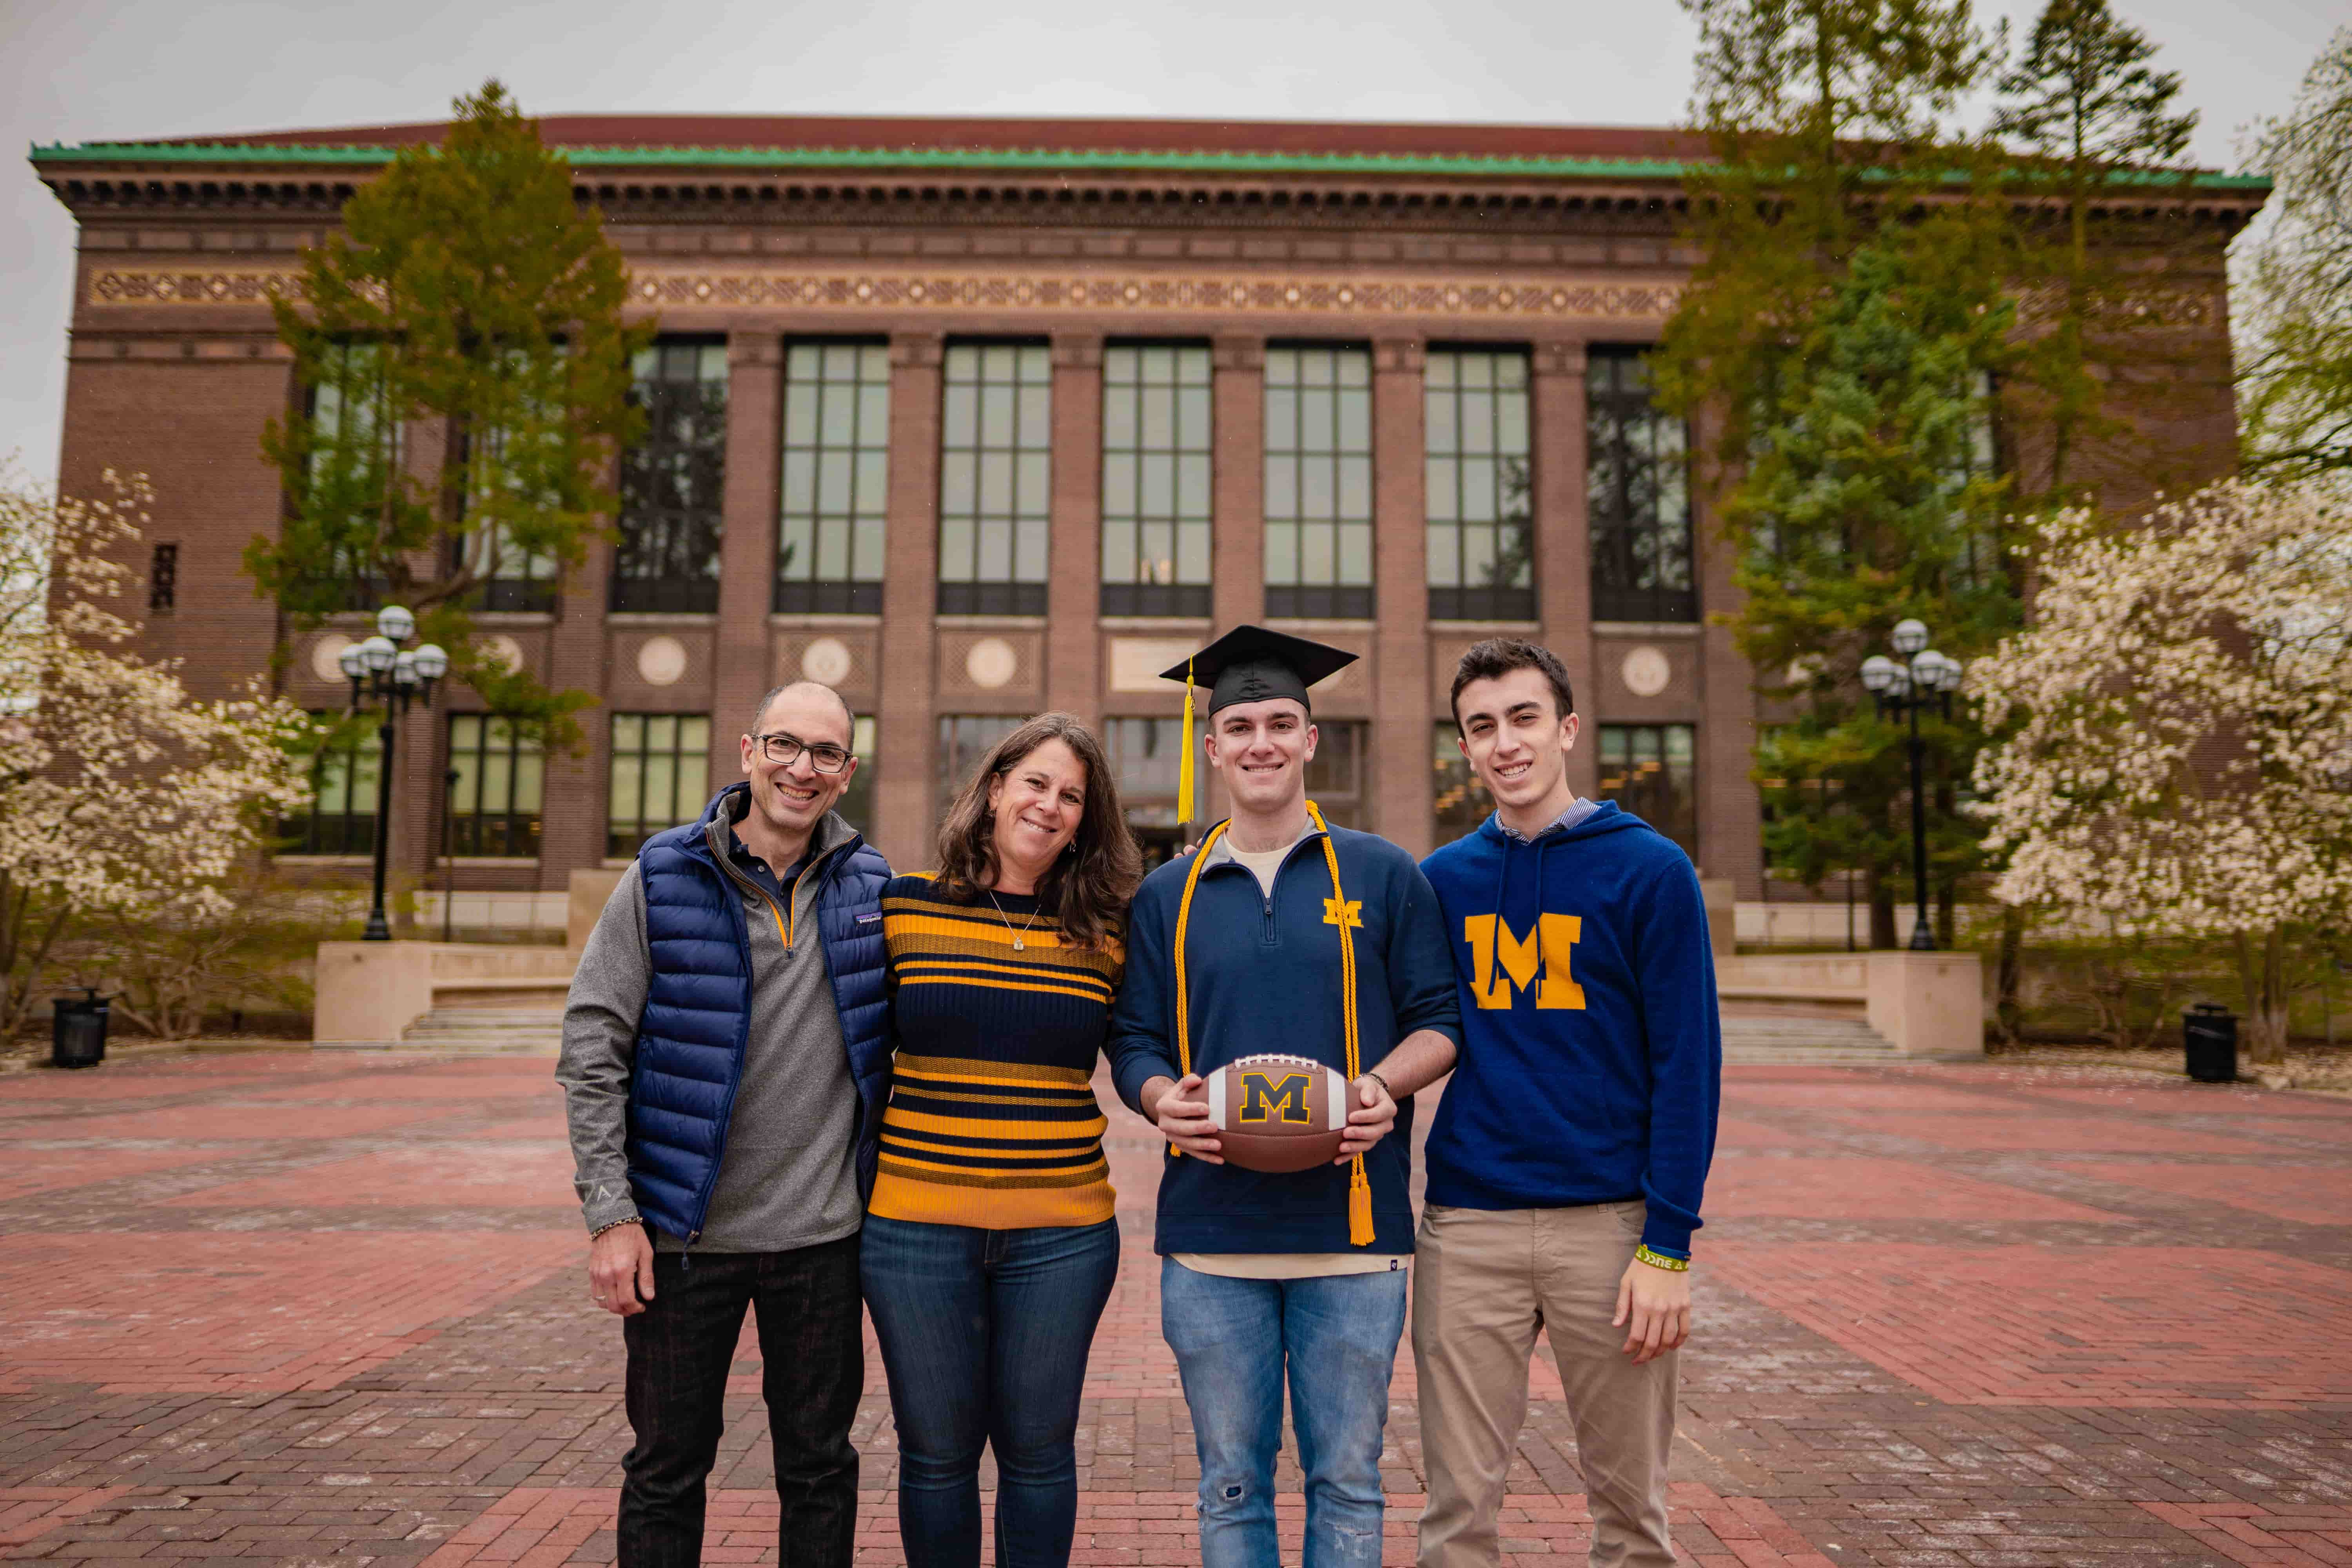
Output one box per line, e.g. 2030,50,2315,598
246,80,650,747
2238,28,2352,483
1990,0,2201,505
1734,237,2018,944
1662,0,2014,946
1661,0,2005,477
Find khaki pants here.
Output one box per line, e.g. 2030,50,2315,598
1412,1202,1675,1568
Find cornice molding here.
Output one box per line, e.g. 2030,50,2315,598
29,139,2277,197
84,263,1686,323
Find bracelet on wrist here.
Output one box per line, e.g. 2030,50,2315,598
590,1217,642,1240
1361,1071,1392,1100
1633,1243,1690,1272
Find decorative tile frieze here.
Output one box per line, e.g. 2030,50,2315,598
89,269,303,305
87,263,1685,322
623,269,1684,319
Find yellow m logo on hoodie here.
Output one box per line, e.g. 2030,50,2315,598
1463,914,1585,1010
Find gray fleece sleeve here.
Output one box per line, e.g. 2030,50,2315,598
555,862,651,1236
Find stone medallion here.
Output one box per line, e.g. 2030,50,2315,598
1621,645,1672,699
636,635,688,687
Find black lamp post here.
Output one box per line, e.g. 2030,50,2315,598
336,604,448,942
1860,619,1964,953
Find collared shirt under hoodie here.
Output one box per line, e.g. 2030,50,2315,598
1107,817,1463,1258
1417,800,1722,1258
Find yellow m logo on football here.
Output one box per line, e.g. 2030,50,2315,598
1239,1071,1313,1123
1463,914,1585,1010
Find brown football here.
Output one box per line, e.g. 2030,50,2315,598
1204,1053,1351,1173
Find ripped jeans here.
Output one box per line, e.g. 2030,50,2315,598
1160,1259,1410,1568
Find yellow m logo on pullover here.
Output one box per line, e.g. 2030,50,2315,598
1463,914,1586,1010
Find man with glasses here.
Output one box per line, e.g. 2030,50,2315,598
558,681,891,1568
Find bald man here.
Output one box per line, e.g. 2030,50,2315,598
557,680,893,1568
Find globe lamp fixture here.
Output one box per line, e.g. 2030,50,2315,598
1862,620,1962,952
339,606,449,942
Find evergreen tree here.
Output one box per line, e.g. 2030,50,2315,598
1660,0,2013,944
1734,235,2018,945
247,81,650,746
1990,0,2200,505
1660,0,2004,478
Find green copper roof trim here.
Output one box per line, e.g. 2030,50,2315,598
27,139,2273,192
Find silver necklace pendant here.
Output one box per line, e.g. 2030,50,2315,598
988,889,1038,952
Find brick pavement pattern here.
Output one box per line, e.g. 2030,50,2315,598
1,1050,2348,1566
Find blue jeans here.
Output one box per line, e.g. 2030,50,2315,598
1160,1259,1411,1568
860,1215,1121,1568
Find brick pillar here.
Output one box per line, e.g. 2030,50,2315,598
1692,402,1762,897
1533,340,1599,800
1371,337,1430,857
1047,333,1104,722
1205,334,1266,824
392,677,446,930
390,418,452,921
715,334,782,773
537,456,615,892
1210,334,1265,632
875,332,944,873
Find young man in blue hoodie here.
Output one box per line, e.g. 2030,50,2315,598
1108,626,1463,1568
1414,638,1720,1568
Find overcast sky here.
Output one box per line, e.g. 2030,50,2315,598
3,0,2339,486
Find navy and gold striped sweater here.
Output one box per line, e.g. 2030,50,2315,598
871,873,1124,1229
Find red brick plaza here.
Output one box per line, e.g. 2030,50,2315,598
2,1051,2348,1567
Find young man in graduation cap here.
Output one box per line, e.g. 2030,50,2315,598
1107,625,1464,1568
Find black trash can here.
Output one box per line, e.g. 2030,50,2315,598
2184,1002,2237,1084
51,989,109,1071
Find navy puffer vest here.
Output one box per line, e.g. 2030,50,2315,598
624,784,891,1243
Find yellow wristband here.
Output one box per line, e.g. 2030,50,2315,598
1633,1244,1690,1272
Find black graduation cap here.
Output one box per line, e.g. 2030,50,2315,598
1158,624,1358,717
1161,626,1357,827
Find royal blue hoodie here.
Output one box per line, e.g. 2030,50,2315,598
1417,802,1720,1257
1107,820,1463,1255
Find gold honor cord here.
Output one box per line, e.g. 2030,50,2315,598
1169,801,1374,1247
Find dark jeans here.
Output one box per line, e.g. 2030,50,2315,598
860,1215,1122,1568
618,1234,863,1568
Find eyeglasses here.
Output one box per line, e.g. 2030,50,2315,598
754,731,853,773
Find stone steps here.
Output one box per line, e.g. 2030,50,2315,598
392,1008,566,1054
380,1007,1921,1063
1719,1012,1902,1064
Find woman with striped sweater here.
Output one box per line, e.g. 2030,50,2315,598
863,712,1144,1568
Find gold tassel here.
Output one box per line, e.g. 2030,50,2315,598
1177,656,1196,829
1348,1163,1375,1245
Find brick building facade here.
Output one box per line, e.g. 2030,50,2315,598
29,115,2267,915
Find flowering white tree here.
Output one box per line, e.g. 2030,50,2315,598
1970,479,2352,1062
0,460,314,1036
